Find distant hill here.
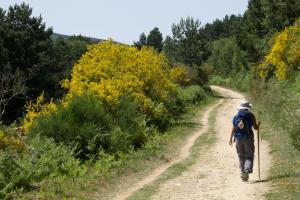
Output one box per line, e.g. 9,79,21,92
51,32,102,43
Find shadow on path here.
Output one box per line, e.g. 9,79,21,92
250,173,299,184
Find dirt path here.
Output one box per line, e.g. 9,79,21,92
150,86,272,200
113,96,223,200
115,86,271,200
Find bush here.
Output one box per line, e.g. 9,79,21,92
207,38,247,76
23,93,57,134
29,95,148,159
177,85,207,104
209,71,255,92
61,40,179,122
170,85,208,114
0,124,24,152
259,19,300,80
0,135,82,199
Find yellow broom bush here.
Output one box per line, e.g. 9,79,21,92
0,128,23,151
23,93,57,134
259,18,300,80
169,64,191,85
61,40,181,118
22,41,189,133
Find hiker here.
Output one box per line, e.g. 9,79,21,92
229,101,260,181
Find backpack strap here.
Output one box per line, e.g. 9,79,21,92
243,118,251,136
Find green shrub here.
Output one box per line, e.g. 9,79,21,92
30,95,148,159
171,85,208,114
109,95,148,150
209,71,255,92
0,135,82,199
178,85,206,104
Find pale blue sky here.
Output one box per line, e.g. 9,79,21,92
1,0,248,44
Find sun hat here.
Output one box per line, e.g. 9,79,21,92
238,101,252,110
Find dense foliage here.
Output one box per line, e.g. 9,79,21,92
164,17,209,66
29,95,148,160
0,136,83,199
0,3,53,123
0,3,94,124
207,38,247,76
62,41,185,128
259,19,300,80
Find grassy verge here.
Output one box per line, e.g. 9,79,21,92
127,98,220,200
258,112,300,200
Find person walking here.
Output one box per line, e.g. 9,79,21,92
229,101,260,181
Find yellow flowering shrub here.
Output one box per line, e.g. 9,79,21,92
259,19,300,80
22,41,190,134
23,93,57,134
0,129,23,151
169,65,191,85
62,40,179,118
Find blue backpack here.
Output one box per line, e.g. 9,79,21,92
233,112,253,139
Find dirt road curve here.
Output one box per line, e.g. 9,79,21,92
115,86,272,200
151,86,272,200
113,96,223,200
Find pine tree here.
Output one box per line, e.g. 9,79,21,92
146,27,163,52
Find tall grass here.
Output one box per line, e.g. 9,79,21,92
250,76,300,151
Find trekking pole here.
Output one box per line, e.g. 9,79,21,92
257,125,261,180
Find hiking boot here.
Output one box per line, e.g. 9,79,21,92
240,173,244,180
242,169,250,182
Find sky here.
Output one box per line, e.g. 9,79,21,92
1,0,249,44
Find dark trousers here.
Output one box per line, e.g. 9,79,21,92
236,135,255,173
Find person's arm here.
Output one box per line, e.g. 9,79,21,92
251,113,260,130
229,126,235,145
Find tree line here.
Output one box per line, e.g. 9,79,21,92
135,0,300,78
0,3,95,124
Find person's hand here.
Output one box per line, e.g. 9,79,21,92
257,120,261,126
229,138,233,146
